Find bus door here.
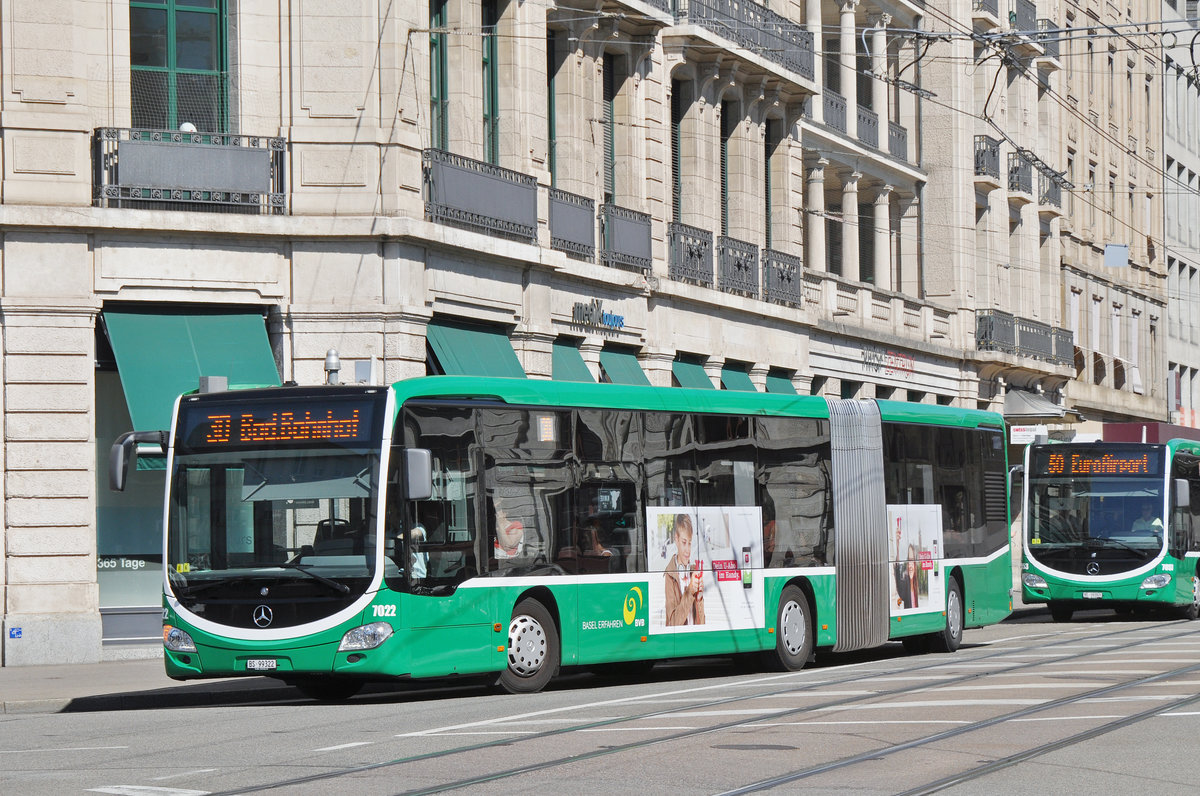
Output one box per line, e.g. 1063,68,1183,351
827,399,890,651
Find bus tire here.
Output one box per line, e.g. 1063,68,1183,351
1048,603,1073,622
765,585,813,671
931,579,964,653
1181,574,1200,621
292,678,364,701
498,598,559,694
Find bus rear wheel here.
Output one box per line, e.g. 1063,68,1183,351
764,585,813,671
931,579,964,653
498,598,559,694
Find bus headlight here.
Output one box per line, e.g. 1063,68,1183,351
1141,574,1172,589
1022,573,1048,589
163,625,197,653
339,622,394,651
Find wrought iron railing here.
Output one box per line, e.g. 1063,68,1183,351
1016,317,1054,360
1008,151,1033,195
977,309,1017,354
823,90,848,134
92,128,286,214
973,0,999,16
1051,327,1074,366
1037,19,1059,59
1011,0,1036,35
718,236,759,296
549,188,595,260
673,0,815,80
1038,172,1061,207
974,135,1000,179
887,122,908,160
600,203,653,272
763,249,803,305
857,106,879,148
423,148,538,244
668,222,714,286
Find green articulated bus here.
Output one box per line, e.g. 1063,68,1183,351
110,376,1012,699
1022,428,1200,622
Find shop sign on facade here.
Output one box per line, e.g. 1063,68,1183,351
861,345,915,377
573,299,625,331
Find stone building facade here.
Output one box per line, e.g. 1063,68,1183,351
0,0,1173,665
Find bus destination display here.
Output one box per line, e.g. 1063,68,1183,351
179,398,377,450
1032,447,1163,477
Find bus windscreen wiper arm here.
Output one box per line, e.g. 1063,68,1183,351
274,562,352,594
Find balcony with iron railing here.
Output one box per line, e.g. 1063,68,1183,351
823,90,848,134
1008,151,1033,196
668,222,714,286
718,236,759,296
887,122,908,160
423,148,538,244
1037,18,1060,62
978,309,1073,365
549,188,595,261
972,0,1001,23
1038,171,1062,209
600,203,653,271
1009,0,1042,53
763,249,803,305
974,135,1001,183
857,105,879,149
977,309,1017,354
92,128,286,214
672,0,815,81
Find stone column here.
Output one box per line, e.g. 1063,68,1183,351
842,171,862,282
840,1,859,139
806,0,824,123
579,338,603,382
749,362,769,392
870,16,890,120
641,347,676,388
874,184,894,290
806,157,828,271
1,297,103,666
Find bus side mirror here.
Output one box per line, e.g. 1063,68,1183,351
405,448,433,501
109,430,166,492
1175,479,1191,509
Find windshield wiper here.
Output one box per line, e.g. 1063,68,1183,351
1087,536,1153,558
273,562,352,594
174,575,257,600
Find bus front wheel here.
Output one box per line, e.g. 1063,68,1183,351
498,598,560,694
1049,603,1073,622
1180,574,1200,621
765,585,813,671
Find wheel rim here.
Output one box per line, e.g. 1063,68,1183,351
947,589,963,642
507,614,547,677
779,599,806,656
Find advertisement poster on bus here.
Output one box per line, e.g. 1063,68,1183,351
646,506,765,633
887,504,945,618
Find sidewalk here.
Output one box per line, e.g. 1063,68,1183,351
0,654,299,715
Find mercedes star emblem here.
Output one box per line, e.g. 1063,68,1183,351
253,604,274,627
1086,562,1101,575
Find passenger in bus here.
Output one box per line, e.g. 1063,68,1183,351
1131,501,1164,536
665,513,705,626
893,528,919,609
493,497,527,560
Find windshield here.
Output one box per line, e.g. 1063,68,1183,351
1026,445,1166,574
165,389,388,629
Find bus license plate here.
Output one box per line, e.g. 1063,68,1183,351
1081,591,1102,599
246,659,277,671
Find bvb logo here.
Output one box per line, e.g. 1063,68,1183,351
623,586,644,625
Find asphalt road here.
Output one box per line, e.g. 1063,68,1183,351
4,608,1200,795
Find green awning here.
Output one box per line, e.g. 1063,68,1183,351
552,340,594,382
720,366,756,392
673,358,714,389
599,348,650,386
426,318,526,378
103,308,281,432
765,372,797,394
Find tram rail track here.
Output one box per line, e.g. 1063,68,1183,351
202,620,1200,795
